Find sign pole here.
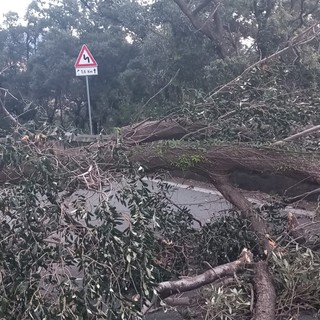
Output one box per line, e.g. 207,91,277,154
74,44,98,135
85,76,93,135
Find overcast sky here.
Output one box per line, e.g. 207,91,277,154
0,0,32,22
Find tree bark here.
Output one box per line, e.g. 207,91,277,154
121,119,208,144
253,261,276,320
208,173,271,252
173,0,226,59
129,144,320,185
157,248,252,299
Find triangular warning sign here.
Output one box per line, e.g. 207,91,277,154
74,45,98,68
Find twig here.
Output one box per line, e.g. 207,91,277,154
194,3,220,34
0,87,19,100
273,124,320,145
285,187,320,203
0,66,10,76
0,98,21,128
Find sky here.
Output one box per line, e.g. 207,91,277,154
0,0,32,22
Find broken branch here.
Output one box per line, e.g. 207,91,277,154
156,248,252,299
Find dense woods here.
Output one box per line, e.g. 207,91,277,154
1,0,320,319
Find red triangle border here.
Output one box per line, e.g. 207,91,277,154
74,45,98,68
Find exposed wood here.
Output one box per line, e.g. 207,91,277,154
252,261,276,320
163,276,235,306
157,248,252,299
287,211,306,243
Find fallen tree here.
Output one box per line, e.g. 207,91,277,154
1,22,320,318
1,119,320,319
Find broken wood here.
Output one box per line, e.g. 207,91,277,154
156,248,252,300
163,276,235,307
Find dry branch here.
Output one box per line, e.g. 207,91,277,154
156,248,252,300
0,97,21,129
163,276,235,307
273,124,320,145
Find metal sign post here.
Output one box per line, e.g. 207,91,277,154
85,76,93,135
74,45,98,134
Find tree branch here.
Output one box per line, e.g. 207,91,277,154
273,124,320,145
0,97,21,128
173,0,225,58
206,23,320,99
157,248,252,299
208,173,271,252
192,0,212,15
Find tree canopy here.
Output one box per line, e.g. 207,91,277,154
0,0,319,134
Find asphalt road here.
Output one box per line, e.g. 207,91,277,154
71,179,232,226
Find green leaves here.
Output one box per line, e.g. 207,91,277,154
0,142,201,318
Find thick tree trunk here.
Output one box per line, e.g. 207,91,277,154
208,173,271,252
0,120,304,320
253,261,276,320
120,119,208,144
128,143,320,186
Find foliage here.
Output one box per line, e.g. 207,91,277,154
203,284,252,320
271,246,320,318
201,245,320,320
0,140,200,319
175,154,204,171
0,0,320,138
197,212,259,266
0,0,320,319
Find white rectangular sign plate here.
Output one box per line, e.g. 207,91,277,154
76,67,98,77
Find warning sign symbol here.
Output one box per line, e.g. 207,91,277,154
74,45,98,68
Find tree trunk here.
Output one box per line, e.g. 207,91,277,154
253,261,276,320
